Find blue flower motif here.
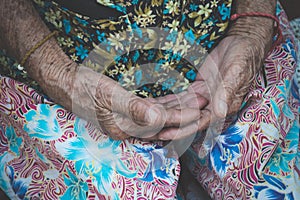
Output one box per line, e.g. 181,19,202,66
61,168,88,200
166,31,177,43
55,118,136,197
0,152,14,196
185,29,196,45
171,53,182,61
282,38,297,60
253,174,294,200
209,125,244,178
162,78,176,90
75,45,89,60
132,0,139,5
147,50,155,60
186,70,196,81
75,17,88,26
267,120,298,174
189,4,198,11
63,19,71,34
95,31,111,52
5,165,29,199
204,17,217,25
267,146,295,174
133,145,176,182
6,126,22,156
135,70,143,85
114,55,122,63
23,104,62,141
203,40,215,49
131,23,143,38
96,30,106,42
122,56,128,63
132,50,140,62
218,4,231,20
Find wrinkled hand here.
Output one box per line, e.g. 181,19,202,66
69,66,209,140
195,34,269,117
154,17,275,140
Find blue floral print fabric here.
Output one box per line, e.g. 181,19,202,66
0,0,299,199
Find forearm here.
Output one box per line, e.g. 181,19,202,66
0,0,51,59
235,0,276,15
0,0,76,111
0,0,124,128
230,0,277,55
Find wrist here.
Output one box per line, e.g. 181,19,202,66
234,0,276,15
27,37,78,107
231,0,276,31
229,0,277,54
0,0,52,60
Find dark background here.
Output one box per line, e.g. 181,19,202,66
280,0,300,20
54,0,300,20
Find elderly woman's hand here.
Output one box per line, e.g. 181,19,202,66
0,0,209,140
154,0,277,140
21,36,208,140
66,64,208,140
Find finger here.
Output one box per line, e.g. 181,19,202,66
164,107,201,127
101,91,207,139
167,94,208,109
147,93,183,104
108,82,202,134
188,81,212,99
196,48,222,83
113,94,167,129
94,74,165,128
98,109,164,139
126,96,203,129
213,65,249,118
111,113,164,138
158,122,199,140
96,109,130,140
115,106,202,138
158,110,211,140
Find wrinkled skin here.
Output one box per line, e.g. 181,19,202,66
0,0,208,140
153,0,276,140
0,0,276,140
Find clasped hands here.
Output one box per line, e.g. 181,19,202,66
82,35,272,140
86,14,275,140
0,0,276,141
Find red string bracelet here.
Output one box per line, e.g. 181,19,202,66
230,12,283,48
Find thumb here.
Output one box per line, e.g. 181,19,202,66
93,73,163,127
212,64,249,118
213,82,229,118
126,97,166,127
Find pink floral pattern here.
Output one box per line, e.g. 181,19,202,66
0,1,299,200
180,4,300,200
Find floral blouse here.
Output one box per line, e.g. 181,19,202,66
0,0,232,98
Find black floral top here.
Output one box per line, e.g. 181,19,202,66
0,0,232,97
